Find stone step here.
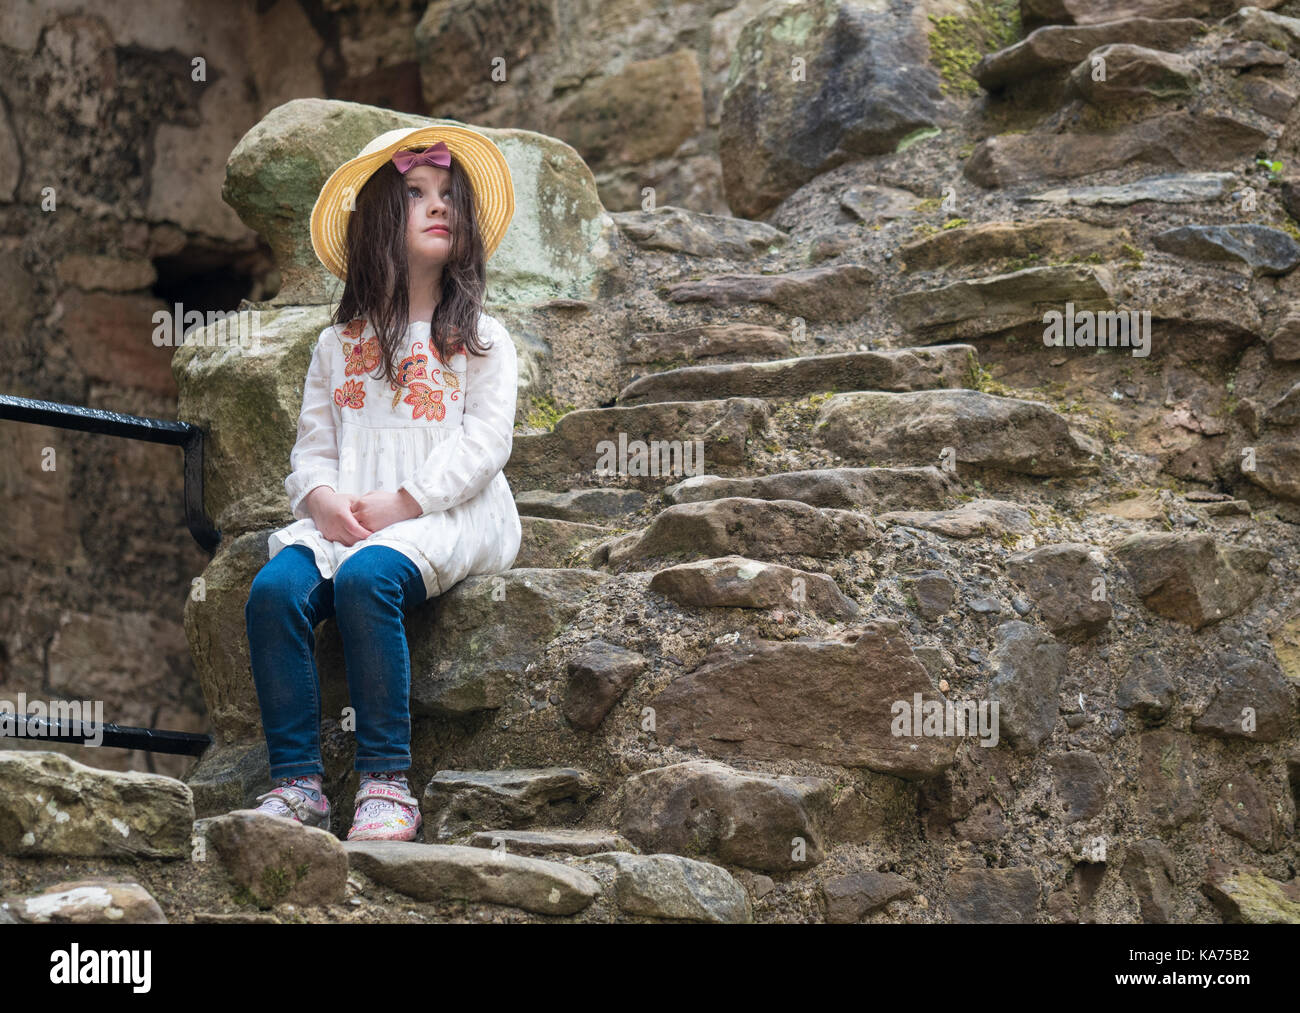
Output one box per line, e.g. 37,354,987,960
465,828,636,857
661,465,955,513
891,265,1116,342
344,841,600,916
516,515,625,569
813,389,1100,477
516,487,648,522
973,17,1208,92
664,263,875,321
506,396,769,492
616,344,977,405
422,767,601,841
625,322,793,368
593,496,878,571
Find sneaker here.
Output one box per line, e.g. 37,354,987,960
346,779,422,842
252,775,331,832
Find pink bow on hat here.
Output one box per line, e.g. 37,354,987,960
392,141,451,174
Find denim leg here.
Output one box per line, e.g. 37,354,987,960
245,544,336,780
331,546,426,774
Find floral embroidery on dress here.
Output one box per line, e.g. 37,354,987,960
344,336,381,377
403,381,445,422
341,319,367,341
333,378,365,409
389,341,431,409
432,364,461,401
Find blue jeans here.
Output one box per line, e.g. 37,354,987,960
245,543,426,781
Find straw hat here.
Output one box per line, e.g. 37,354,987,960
310,124,515,281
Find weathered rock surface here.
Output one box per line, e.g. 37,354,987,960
617,345,976,405
653,621,958,777
965,113,1269,189
974,17,1210,91
1006,543,1113,638
345,841,600,915
422,767,600,841
1114,533,1271,630
815,389,1097,477
1191,653,1294,742
581,851,752,923
1026,171,1236,206
200,810,348,908
515,516,618,569
1203,863,1300,923
2,879,167,924
821,872,916,923
605,497,877,569
988,622,1068,752
662,466,953,513
1153,224,1300,276
611,206,785,259
1122,839,1177,924
409,569,611,714
515,487,647,523
466,829,635,857
619,759,831,872
720,0,940,218
665,264,877,321
1066,43,1200,104
562,640,647,731
0,751,194,859
899,219,1131,272
507,398,770,491
892,266,1116,342
946,867,1039,923
648,555,860,620
880,498,1033,539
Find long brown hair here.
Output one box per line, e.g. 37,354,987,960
330,146,494,383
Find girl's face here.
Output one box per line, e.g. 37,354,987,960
404,164,453,267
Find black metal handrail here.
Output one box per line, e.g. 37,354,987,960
0,393,220,552
0,712,210,756
0,392,218,755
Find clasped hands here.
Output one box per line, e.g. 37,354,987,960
304,486,422,546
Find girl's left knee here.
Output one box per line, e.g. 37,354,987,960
334,548,416,607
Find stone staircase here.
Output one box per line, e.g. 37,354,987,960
4,2,1300,927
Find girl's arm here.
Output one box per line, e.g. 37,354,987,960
399,318,518,515
284,332,342,520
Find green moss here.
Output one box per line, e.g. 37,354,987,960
1120,242,1145,269
970,362,1017,398
927,2,1022,97
521,393,576,432
1003,252,1042,273
897,126,943,152
942,217,970,230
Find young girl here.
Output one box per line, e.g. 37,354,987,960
242,126,522,841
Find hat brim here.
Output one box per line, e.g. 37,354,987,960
309,123,514,281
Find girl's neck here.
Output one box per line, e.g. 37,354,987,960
408,270,442,326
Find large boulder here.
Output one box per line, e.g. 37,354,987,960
719,0,941,219
0,751,194,859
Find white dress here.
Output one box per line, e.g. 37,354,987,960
266,311,522,600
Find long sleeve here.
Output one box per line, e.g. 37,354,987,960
284,331,341,520
400,317,518,515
